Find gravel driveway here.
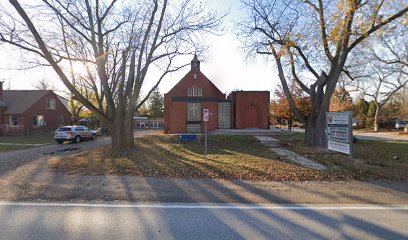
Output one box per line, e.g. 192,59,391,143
0,130,407,204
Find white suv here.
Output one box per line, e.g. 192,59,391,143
395,121,407,130
54,126,97,144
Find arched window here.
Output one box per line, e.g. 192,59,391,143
198,88,202,96
193,85,197,96
188,88,192,96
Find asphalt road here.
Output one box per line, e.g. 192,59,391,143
353,131,408,142
0,202,407,240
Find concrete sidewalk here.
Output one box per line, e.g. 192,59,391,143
255,136,326,170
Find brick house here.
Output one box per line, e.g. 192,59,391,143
0,82,72,136
164,55,269,134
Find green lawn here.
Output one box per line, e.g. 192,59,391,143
0,135,54,144
50,135,342,181
0,145,31,153
274,133,408,181
0,135,54,153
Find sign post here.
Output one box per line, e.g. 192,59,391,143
326,111,353,156
203,109,209,161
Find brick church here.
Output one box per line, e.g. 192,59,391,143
164,54,269,134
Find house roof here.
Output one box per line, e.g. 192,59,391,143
2,90,50,114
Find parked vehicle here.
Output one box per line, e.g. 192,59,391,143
395,121,408,130
292,121,304,128
54,126,97,144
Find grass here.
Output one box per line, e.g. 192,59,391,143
0,135,54,144
275,133,408,181
0,135,54,153
50,135,344,181
0,145,31,153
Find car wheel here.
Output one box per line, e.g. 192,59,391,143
91,134,96,140
74,136,81,143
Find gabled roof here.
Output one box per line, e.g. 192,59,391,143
2,90,50,114
167,70,224,96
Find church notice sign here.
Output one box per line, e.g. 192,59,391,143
326,111,352,156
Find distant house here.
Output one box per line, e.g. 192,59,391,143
0,82,72,136
134,117,164,129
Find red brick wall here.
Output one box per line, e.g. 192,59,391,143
164,66,270,133
0,114,24,136
23,91,72,132
1,91,72,135
201,102,218,132
164,69,226,134
230,91,269,129
168,102,187,133
164,94,171,133
166,69,226,99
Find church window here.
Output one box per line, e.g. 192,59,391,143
218,102,231,129
187,103,201,121
193,85,197,96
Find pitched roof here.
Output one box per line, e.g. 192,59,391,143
2,90,50,114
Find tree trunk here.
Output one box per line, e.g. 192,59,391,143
374,105,381,132
110,113,134,153
288,116,292,131
305,108,327,148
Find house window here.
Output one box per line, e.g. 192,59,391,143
152,122,160,128
187,103,201,121
198,88,203,96
46,98,56,110
137,122,146,128
9,115,18,127
188,88,192,96
33,115,45,126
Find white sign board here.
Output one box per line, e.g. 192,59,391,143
203,109,209,122
326,111,352,156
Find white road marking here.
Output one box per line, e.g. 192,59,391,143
0,201,407,210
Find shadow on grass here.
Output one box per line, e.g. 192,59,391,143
55,134,342,181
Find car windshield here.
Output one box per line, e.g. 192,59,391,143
57,127,71,132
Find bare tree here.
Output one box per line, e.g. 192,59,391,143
238,0,408,147
32,78,54,90
0,0,223,152
349,25,408,131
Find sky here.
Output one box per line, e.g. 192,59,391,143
0,0,280,98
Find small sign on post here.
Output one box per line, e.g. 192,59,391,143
203,109,209,161
203,109,209,122
326,111,353,156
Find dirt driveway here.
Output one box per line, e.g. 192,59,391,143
0,130,407,204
